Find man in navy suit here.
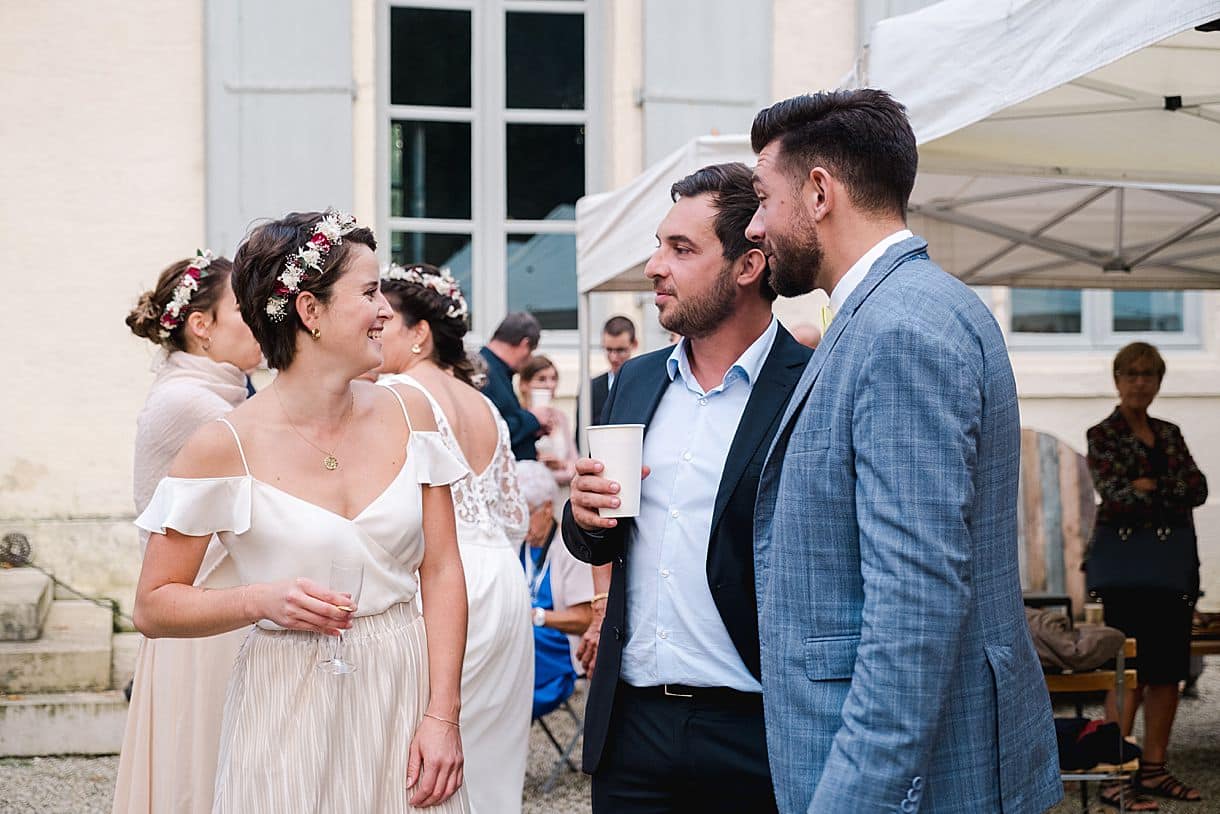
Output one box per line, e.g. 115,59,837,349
479,311,554,460
590,315,637,425
563,162,811,813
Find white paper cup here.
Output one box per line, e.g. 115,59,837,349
530,387,553,408
586,424,645,518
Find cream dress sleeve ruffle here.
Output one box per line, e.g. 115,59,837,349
135,476,252,538
408,430,470,486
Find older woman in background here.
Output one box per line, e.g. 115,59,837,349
517,460,594,716
1086,341,1208,809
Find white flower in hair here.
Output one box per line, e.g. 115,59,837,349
381,262,469,320
264,208,361,323
158,248,216,339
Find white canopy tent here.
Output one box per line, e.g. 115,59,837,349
573,0,1220,428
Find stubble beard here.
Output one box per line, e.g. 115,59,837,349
657,260,738,340
768,212,824,297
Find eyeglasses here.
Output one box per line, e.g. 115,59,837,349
603,347,633,357
1117,369,1159,381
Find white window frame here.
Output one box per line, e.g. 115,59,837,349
1003,288,1204,351
377,0,602,347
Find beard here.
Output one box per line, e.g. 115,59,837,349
657,259,738,340
767,209,824,297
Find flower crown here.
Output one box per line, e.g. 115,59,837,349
265,208,361,322
382,263,469,321
159,250,215,339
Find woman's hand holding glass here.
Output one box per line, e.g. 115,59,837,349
407,714,464,807
243,577,355,635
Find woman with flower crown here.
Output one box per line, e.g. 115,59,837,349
114,250,263,814
132,212,471,813
376,263,534,814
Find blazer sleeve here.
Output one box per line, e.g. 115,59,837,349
1159,423,1208,509
810,319,981,811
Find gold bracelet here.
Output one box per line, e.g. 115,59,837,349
590,592,609,604
423,713,460,728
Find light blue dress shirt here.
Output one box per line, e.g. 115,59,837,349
619,318,778,692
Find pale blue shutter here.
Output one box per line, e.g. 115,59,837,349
205,0,354,254
641,0,773,164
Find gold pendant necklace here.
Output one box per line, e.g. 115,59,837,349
274,383,354,471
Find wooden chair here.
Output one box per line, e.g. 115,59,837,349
1045,637,1138,812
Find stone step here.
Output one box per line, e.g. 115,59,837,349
0,568,54,641
111,631,142,692
0,690,127,756
0,600,113,694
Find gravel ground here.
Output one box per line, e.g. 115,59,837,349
3,667,1217,813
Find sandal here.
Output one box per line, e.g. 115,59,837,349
1099,781,1159,811
1136,762,1203,802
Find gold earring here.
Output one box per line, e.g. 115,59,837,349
311,328,321,340
202,337,212,352
411,343,422,354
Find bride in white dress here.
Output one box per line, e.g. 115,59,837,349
376,263,534,814
133,212,471,813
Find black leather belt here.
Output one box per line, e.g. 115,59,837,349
621,681,762,708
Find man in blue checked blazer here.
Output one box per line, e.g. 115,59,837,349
745,90,1061,813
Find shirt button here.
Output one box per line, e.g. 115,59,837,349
658,630,669,640
698,397,708,406
671,510,680,518
660,568,670,578
682,451,692,462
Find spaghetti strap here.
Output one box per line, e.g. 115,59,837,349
382,383,414,433
215,418,251,476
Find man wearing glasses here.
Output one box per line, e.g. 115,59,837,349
590,316,637,426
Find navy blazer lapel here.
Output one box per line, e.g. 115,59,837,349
709,327,809,534
610,349,672,432
773,236,930,441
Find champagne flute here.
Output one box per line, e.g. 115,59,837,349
317,558,364,675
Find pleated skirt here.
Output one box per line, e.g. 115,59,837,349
211,603,470,814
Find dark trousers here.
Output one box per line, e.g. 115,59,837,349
591,683,778,814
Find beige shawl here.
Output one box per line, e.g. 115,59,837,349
133,351,247,580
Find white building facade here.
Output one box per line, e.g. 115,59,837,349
2,0,1216,616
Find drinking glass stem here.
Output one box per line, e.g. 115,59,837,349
335,630,346,663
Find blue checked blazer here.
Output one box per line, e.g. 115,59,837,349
753,237,1062,814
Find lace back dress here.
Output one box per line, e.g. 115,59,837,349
380,374,534,814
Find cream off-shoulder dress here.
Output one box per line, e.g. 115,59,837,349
136,386,472,814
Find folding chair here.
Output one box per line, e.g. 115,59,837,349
1045,637,1138,812
532,681,584,793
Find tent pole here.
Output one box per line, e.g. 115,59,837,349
577,290,591,456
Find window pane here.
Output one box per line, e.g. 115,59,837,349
507,232,577,330
390,8,471,107
390,232,474,322
506,124,584,220
1112,291,1184,332
390,121,471,219
506,12,585,110
1011,289,1082,333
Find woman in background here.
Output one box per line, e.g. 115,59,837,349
1087,341,1208,809
115,251,263,813
517,355,577,486
377,263,534,814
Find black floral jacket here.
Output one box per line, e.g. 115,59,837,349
1086,407,1208,528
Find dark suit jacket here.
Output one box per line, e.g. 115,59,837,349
562,324,810,773
590,372,610,426
478,346,539,460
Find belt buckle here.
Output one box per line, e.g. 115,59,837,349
662,684,694,699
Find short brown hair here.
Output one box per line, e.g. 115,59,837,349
751,89,917,218
232,211,377,370
1113,342,1166,381
519,354,557,385
602,315,636,343
670,162,776,301
126,256,234,351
